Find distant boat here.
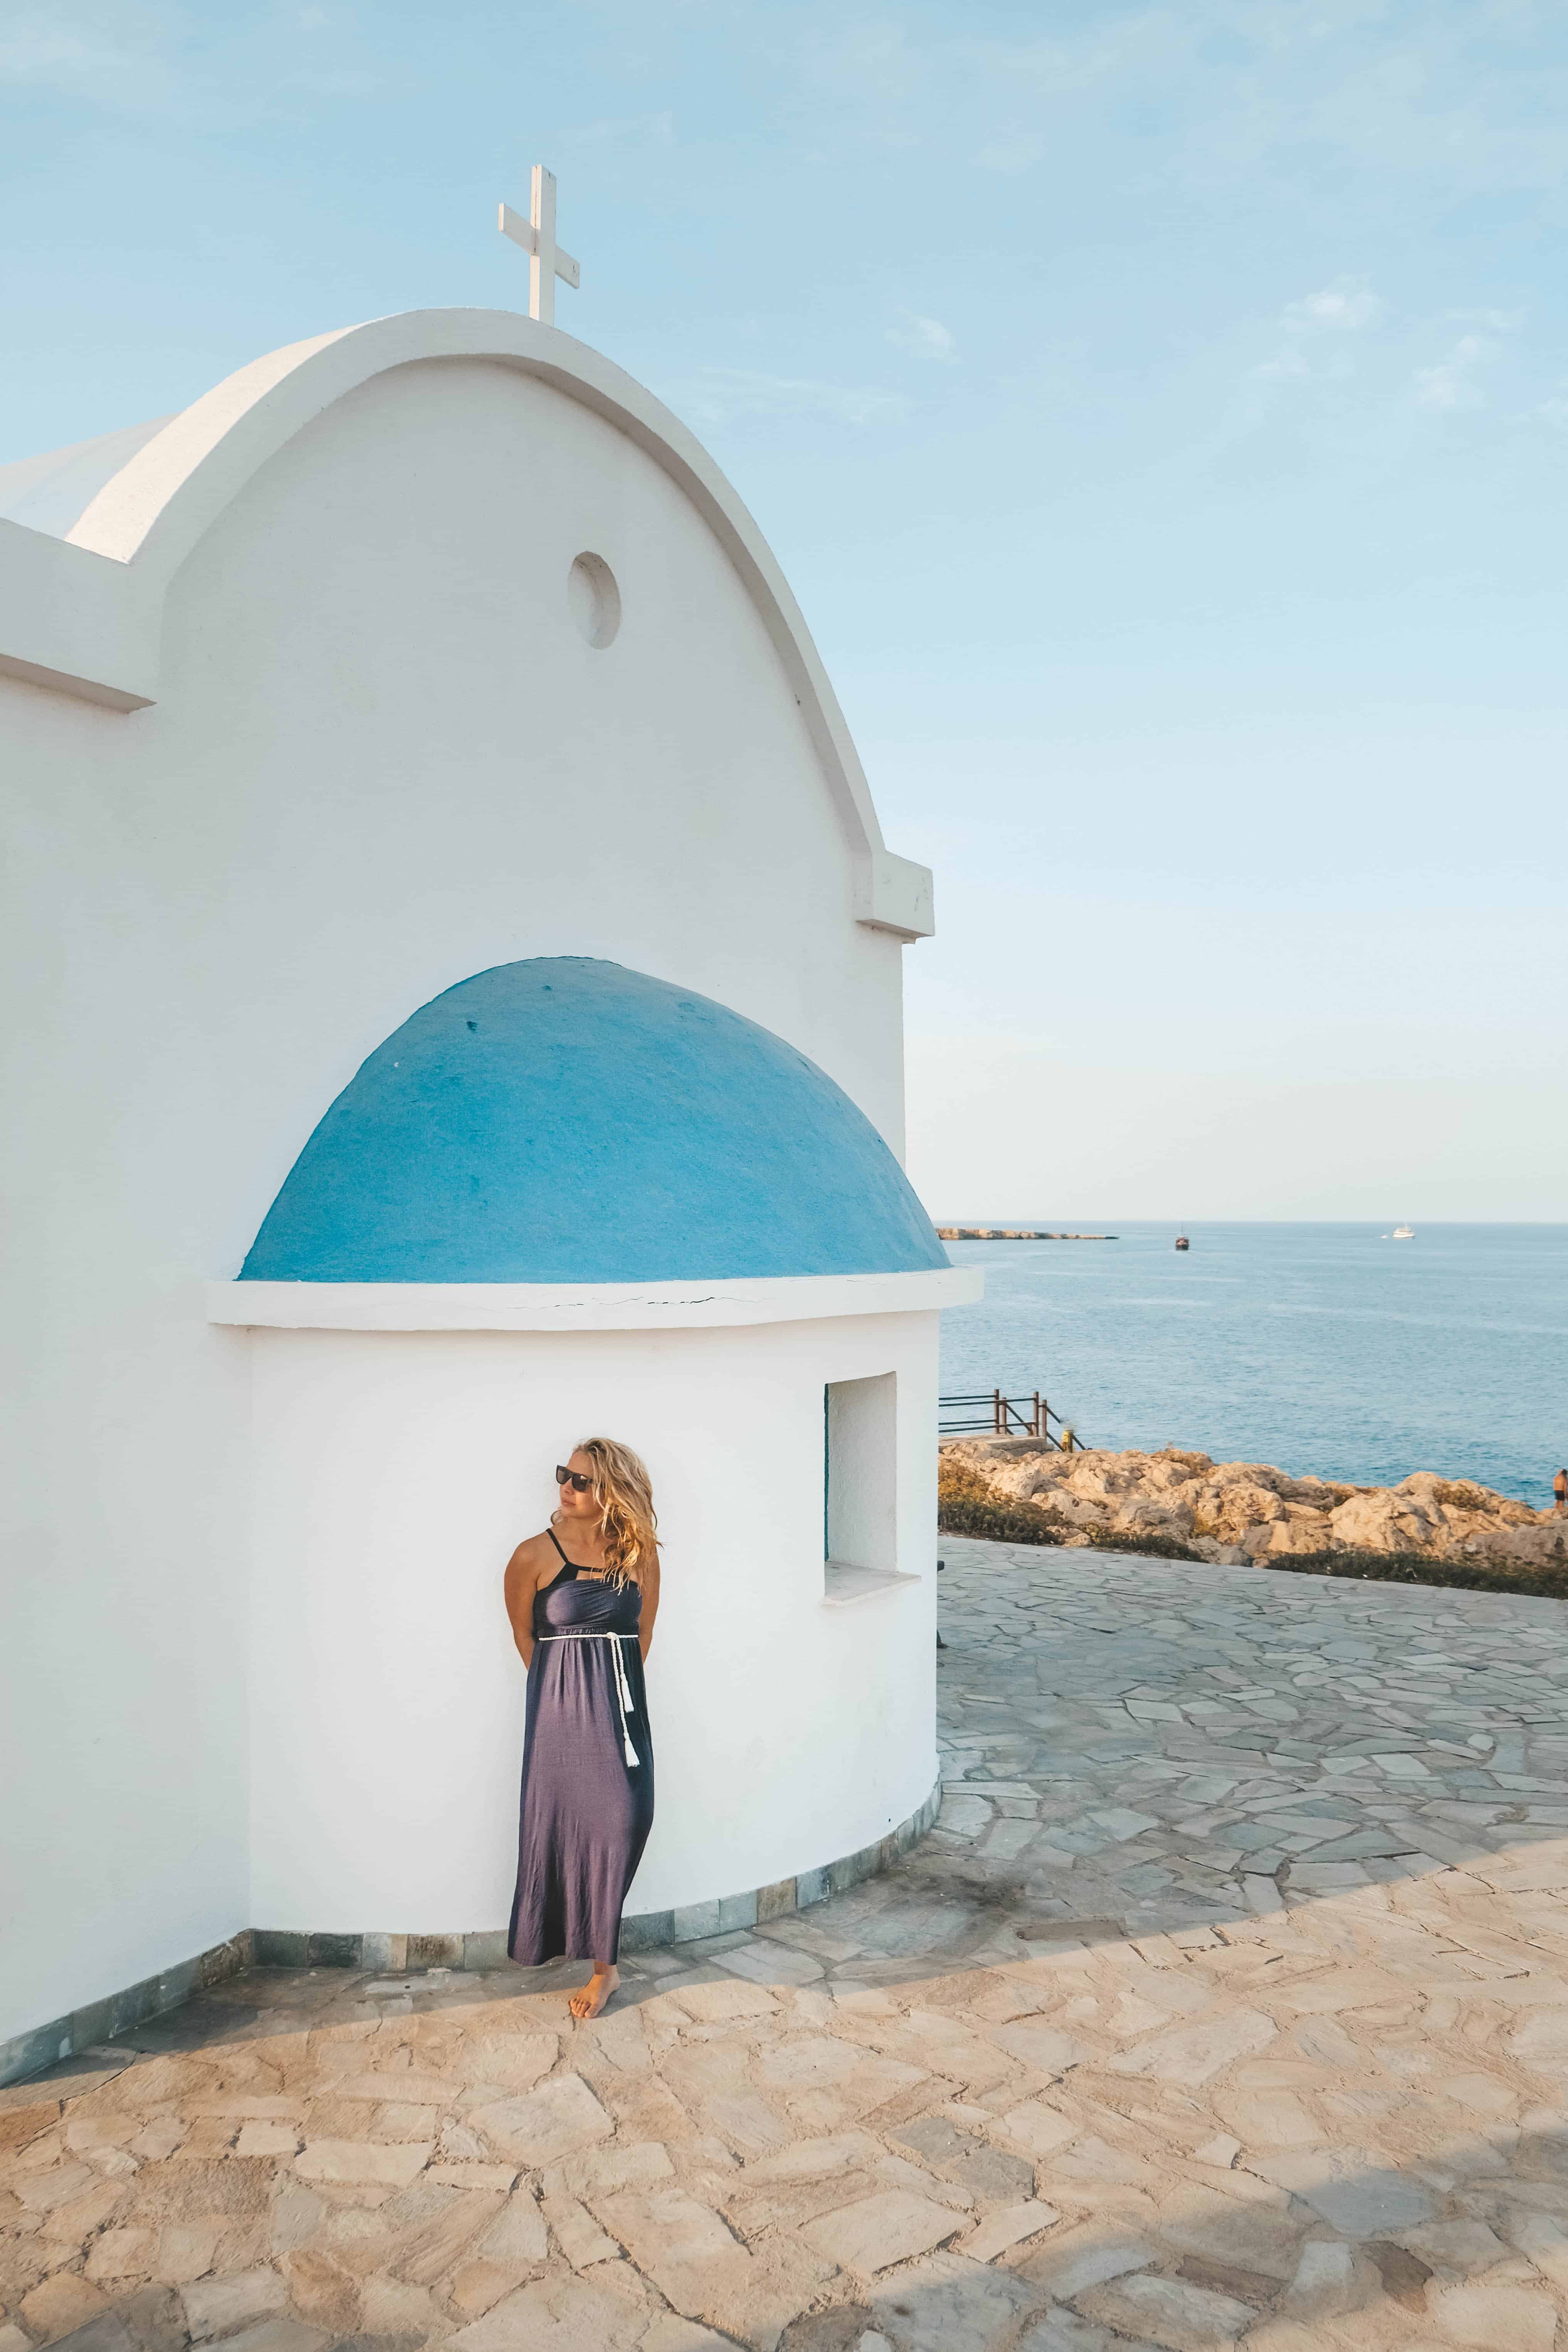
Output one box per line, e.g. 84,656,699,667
1392,1224,1415,1240
1175,1233,1190,1251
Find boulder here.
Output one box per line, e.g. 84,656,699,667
941,1438,1554,1572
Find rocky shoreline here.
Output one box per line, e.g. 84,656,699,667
941,1436,1568,1578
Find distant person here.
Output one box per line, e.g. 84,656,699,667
1556,1467,1567,1517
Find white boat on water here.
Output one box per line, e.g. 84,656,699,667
1392,1224,1415,1239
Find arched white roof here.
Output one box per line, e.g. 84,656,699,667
0,309,931,936
0,415,174,540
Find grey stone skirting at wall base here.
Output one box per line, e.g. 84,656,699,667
0,1777,941,2089
620,1773,943,1955
0,1933,257,2094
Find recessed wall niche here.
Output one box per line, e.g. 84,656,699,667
568,550,621,647
823,1371,916,1606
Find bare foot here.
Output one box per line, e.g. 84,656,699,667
568,1963,619,2020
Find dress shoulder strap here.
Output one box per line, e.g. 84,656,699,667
545,1525,573,1568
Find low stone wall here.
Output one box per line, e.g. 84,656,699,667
943,1439,1567,1574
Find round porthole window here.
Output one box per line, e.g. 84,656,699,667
568,551,621,649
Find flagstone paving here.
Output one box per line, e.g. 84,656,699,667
8,1538,1568,2351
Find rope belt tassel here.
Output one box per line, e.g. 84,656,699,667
534,1631,641,1769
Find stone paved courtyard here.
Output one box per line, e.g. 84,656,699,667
8,1538,1568,2352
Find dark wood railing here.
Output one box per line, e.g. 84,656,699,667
938,1390,1081,1450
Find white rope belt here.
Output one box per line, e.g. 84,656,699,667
534,1632,641,1768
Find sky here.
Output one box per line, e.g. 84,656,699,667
4,0,1566,1221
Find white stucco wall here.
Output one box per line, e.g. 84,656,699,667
0,326,940,2053
244,1311,940,1932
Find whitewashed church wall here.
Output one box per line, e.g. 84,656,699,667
0,350,921,2044
245,1311,940,1930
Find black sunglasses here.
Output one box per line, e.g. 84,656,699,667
555,1464,593,1492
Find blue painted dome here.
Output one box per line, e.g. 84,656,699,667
240,958,948,1283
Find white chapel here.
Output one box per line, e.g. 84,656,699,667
0,182,980,2084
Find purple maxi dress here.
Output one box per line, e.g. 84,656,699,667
508,1532,655,1966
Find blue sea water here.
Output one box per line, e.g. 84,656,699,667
939,1224,1568,1509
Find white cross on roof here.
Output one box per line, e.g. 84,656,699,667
498,165,580,327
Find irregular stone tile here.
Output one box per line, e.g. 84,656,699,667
447,2255,531,2316
1212,2088,1321,2147
664,1980,780,2026
757,2039,927,2125
1074,2268,1256,2347
640,2320,741,2352
12,2163,99,2212
953,2201,1060,2261
1155,2180,1304,2282
384,2185,508,2285
313,2067,455,2107
292,2138,432,2186
995,2102,1079,2160
457,2034,558,2090
543,2189,620,2269
717,1942,825,1989
468,2076,612,2166
1504,2207,1568,2288
180,2265,289,2341
207,2327,323,2352
19,2275,112,2345
81,2226,158,2282
1281,2238,1358,2320
358,2271,444,2337
476,2186,550,2264
233,2123,299,2158
1016,2223,1155,2301
888,2116,1034,2203
442,2266,647,2351
427,2161,517,2191
1425,2277,1558,2350
866,2251,1046,2349
266,2182,324,2259
800,2190,964,2278
1104,2009,1276,2084
1251,2149,1438,2234
981,2023,1088,2077
603,2184,830,2340
153,2218,227,2283
277,2248,360,2334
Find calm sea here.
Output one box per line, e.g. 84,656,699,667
938,1224,1568,1509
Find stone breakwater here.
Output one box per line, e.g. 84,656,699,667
942,1437,1568,1573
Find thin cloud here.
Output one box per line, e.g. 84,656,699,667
1414,332,1499,412
1252,274,1383,388
1279,281,1383,335
662,367,909,433
887,310,957,362
0,7,168,94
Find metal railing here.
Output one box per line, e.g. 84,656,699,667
938,1389,1081,1449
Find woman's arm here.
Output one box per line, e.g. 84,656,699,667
504,1538,542,1668
638,1552,661,1662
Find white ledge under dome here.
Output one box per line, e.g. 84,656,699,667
208,1266,981,1332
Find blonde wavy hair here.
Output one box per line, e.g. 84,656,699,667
570,1437,660,1584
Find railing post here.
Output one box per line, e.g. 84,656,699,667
993,1387,1002,1435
